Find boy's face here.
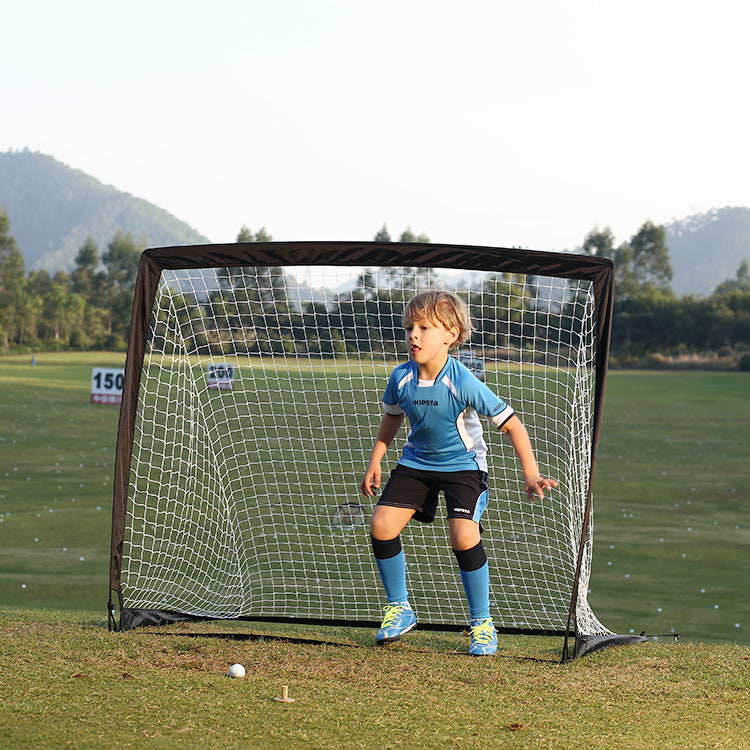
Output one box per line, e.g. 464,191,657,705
405,315,459,376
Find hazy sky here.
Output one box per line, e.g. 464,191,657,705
4,0,749,252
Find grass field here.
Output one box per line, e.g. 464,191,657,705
1,352,747,645
1,352,749,748
591,370,749,645
1,607,748,749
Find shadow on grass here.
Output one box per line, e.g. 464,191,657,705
137,628,563,663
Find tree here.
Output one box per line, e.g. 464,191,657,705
374,224,391,242
236,225,255,243
582,221,671,299
236,225,272,243
399,227,430,243
27,269,86,345
582,226,616,258
471,273,533,351
373,224,429,243
581,225,637,296
0,209,27,347
713,258,750,296
212,227,299,354
629,220,672,292
101,229,143,340
25,270,52,342
71,236,100,299
66,236,111,347
708,260,750,349
102,229,141,289
217,227,274,292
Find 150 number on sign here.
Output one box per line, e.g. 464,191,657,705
91,368,124,404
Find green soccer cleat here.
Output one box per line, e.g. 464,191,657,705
376,602,417,645
469,617,497,656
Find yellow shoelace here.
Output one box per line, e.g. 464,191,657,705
381,604,409,627
470,620,495,643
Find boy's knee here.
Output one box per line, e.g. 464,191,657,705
449,519,481,550
370,506,413,540
369,510,389,540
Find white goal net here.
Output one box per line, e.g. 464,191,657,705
110,245,615,650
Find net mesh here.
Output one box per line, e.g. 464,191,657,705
121,264,612,636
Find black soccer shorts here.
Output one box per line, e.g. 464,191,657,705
376,464,489,525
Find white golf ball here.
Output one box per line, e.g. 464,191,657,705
228,663,246,678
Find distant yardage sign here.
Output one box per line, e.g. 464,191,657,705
91,367,124,404
207,362,236,391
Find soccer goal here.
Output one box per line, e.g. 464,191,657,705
107,240,645,660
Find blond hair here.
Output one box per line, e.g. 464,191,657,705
403,290,471,349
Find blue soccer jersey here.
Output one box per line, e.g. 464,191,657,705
382,356,515,472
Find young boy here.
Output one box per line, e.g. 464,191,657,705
359,290,557,656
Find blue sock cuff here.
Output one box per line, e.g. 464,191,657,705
374,548,408,604
459,561,491,621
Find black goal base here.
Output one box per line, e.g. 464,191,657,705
113,606,655,662
110,605,569,638
573,633,650,659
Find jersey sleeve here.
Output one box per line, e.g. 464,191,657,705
382,368,405,415
487,401,515,429
457,364,514,428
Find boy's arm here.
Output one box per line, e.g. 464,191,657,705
501,415,558,501
359,412,405,497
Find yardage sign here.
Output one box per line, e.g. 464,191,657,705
207,362,236,391
91,367,124,404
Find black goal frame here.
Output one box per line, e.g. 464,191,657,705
107,240,635,661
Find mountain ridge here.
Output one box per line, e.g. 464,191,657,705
2,149,749,296
664,206,750,296
0,149,209,270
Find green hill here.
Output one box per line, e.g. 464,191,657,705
2,149,749,296
0,149,209,271
666,206,750,296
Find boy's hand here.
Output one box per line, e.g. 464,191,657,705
525,477,558,502
359,464,382,498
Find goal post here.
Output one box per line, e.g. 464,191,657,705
107,240,644,660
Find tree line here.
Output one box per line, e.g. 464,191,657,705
0,209,142,350
1,209,749,366
581,221,750,363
